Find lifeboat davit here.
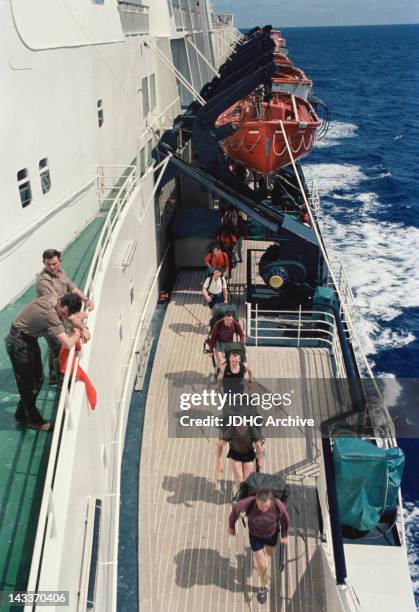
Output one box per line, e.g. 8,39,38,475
216,93,320,175
272,65,312,99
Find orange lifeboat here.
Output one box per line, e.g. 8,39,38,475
274,52,293,66
272,65,312,99
216,93,320,175
270,29,288,55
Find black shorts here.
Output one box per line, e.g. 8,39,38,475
249,530,279,552
227,448,256,463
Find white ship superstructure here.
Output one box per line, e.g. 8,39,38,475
0,3,415,612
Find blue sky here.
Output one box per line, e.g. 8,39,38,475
212,0,419,28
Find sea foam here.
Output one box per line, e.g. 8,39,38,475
303,163,419,356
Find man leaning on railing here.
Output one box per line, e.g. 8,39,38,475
5,293,90,433
35,248,93,388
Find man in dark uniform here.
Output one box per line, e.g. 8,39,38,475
36,249,94,386
4,293,90,432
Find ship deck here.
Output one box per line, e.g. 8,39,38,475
0,201,112,597
139,257,333,612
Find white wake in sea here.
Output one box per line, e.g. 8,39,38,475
315,121,358,148
403,502,419,605
303,162,419,357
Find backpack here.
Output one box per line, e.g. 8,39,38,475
234,472,289,504
209,303,238,330
204,267,225,282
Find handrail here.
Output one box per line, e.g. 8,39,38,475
279,121,383,399
85,167,138,299
25,165,137,597
110,243,170,609
138,96,181,143
247,306,337,349
25,157,166,599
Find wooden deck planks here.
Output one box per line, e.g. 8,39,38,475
139,263,331,611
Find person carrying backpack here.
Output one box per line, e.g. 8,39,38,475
202,268,228,309
204,244,230,278
216,227,238,268
228,489,288,604
215,424,262,490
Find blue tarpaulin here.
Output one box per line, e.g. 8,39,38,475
333,438,405,531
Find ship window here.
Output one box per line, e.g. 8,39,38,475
97,99,104,127
142,77,149,117
139,147,146,177
17,168,32,208
150,74,156,111
39,158,51,194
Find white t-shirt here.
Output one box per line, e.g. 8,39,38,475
203,275,227,295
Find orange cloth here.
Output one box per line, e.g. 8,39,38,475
58,341,97,409
204,251,230,269
217,232,237,250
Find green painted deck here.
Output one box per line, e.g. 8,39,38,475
0,205,109,604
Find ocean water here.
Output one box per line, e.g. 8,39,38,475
282,24,419,602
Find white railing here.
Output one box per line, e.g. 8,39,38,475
118,1,149,36
173,5,186,30
327,262,357,330
147,96,181,137
308,181,321,218
25,158,164,602
280,128,378,391
247,304,332,347
109,242,169,608
88,166,138,296
307,181,372,377
245,305,348,377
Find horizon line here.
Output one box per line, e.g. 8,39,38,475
239,22,419,29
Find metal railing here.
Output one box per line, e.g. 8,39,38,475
246,304,335,347
306,181,374,380
25,157,162,601
173,6,186,30
327,262,357,328
246,305,347,377
147,96,181,137
308,181,321,219
118,1,149,36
